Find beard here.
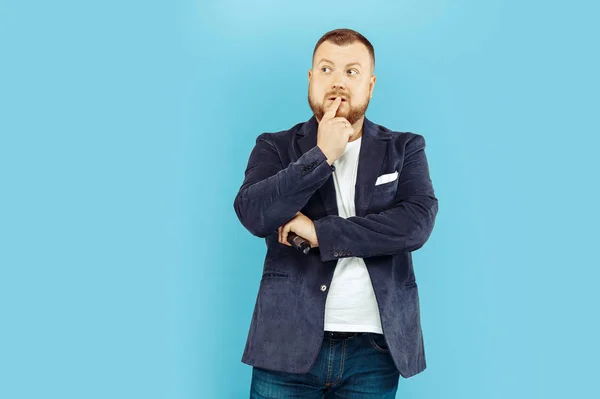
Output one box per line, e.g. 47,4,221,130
308,89,370,125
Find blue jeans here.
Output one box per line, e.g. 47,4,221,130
250,332,400,398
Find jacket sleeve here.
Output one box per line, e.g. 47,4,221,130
234,133,334,238
314,134,438,261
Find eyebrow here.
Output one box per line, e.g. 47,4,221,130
316,58,362,68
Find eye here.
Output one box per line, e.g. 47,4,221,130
347,69,359,76
321,66,332,73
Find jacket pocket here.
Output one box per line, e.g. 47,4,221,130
261,271,289,280
369,181,398,213
375,170,399,186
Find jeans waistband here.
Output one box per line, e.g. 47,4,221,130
324,331,366,339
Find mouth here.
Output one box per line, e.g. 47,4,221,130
328,96,347,102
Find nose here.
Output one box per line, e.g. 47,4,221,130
332,81,346,90
331,70,347,91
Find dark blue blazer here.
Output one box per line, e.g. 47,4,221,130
233,115,438,378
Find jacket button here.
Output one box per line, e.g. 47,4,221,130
320,284,327,292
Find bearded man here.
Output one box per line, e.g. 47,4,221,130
234,28,439,398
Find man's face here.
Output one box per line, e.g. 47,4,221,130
308,40,376,125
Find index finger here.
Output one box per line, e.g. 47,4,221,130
322,97,341,121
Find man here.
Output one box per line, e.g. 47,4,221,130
234,28,438,398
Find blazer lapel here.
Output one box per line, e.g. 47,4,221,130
354,117,391,217
296,115,391,217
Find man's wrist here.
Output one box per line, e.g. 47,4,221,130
316,145,336,167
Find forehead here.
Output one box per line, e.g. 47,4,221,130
313,41,371,67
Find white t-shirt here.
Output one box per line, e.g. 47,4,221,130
323,136,384,334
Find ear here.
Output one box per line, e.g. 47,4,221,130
369,75,377,99
308,69,312,81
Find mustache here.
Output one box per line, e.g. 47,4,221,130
325,92,349,100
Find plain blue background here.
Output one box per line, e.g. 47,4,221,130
1,0,599,398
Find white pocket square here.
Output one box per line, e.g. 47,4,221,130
375,171,398,186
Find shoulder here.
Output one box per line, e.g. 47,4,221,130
366,118,427,153
254,120,306,148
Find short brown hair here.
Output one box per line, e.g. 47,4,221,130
312,28,375,72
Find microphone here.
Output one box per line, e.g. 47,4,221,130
287,232,311,255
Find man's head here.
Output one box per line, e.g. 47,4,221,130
308,28,376,125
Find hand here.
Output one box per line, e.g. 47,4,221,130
316,97,354,165
278,212,319,248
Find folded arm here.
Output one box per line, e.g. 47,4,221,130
314,134,438,261
234,133,334,238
